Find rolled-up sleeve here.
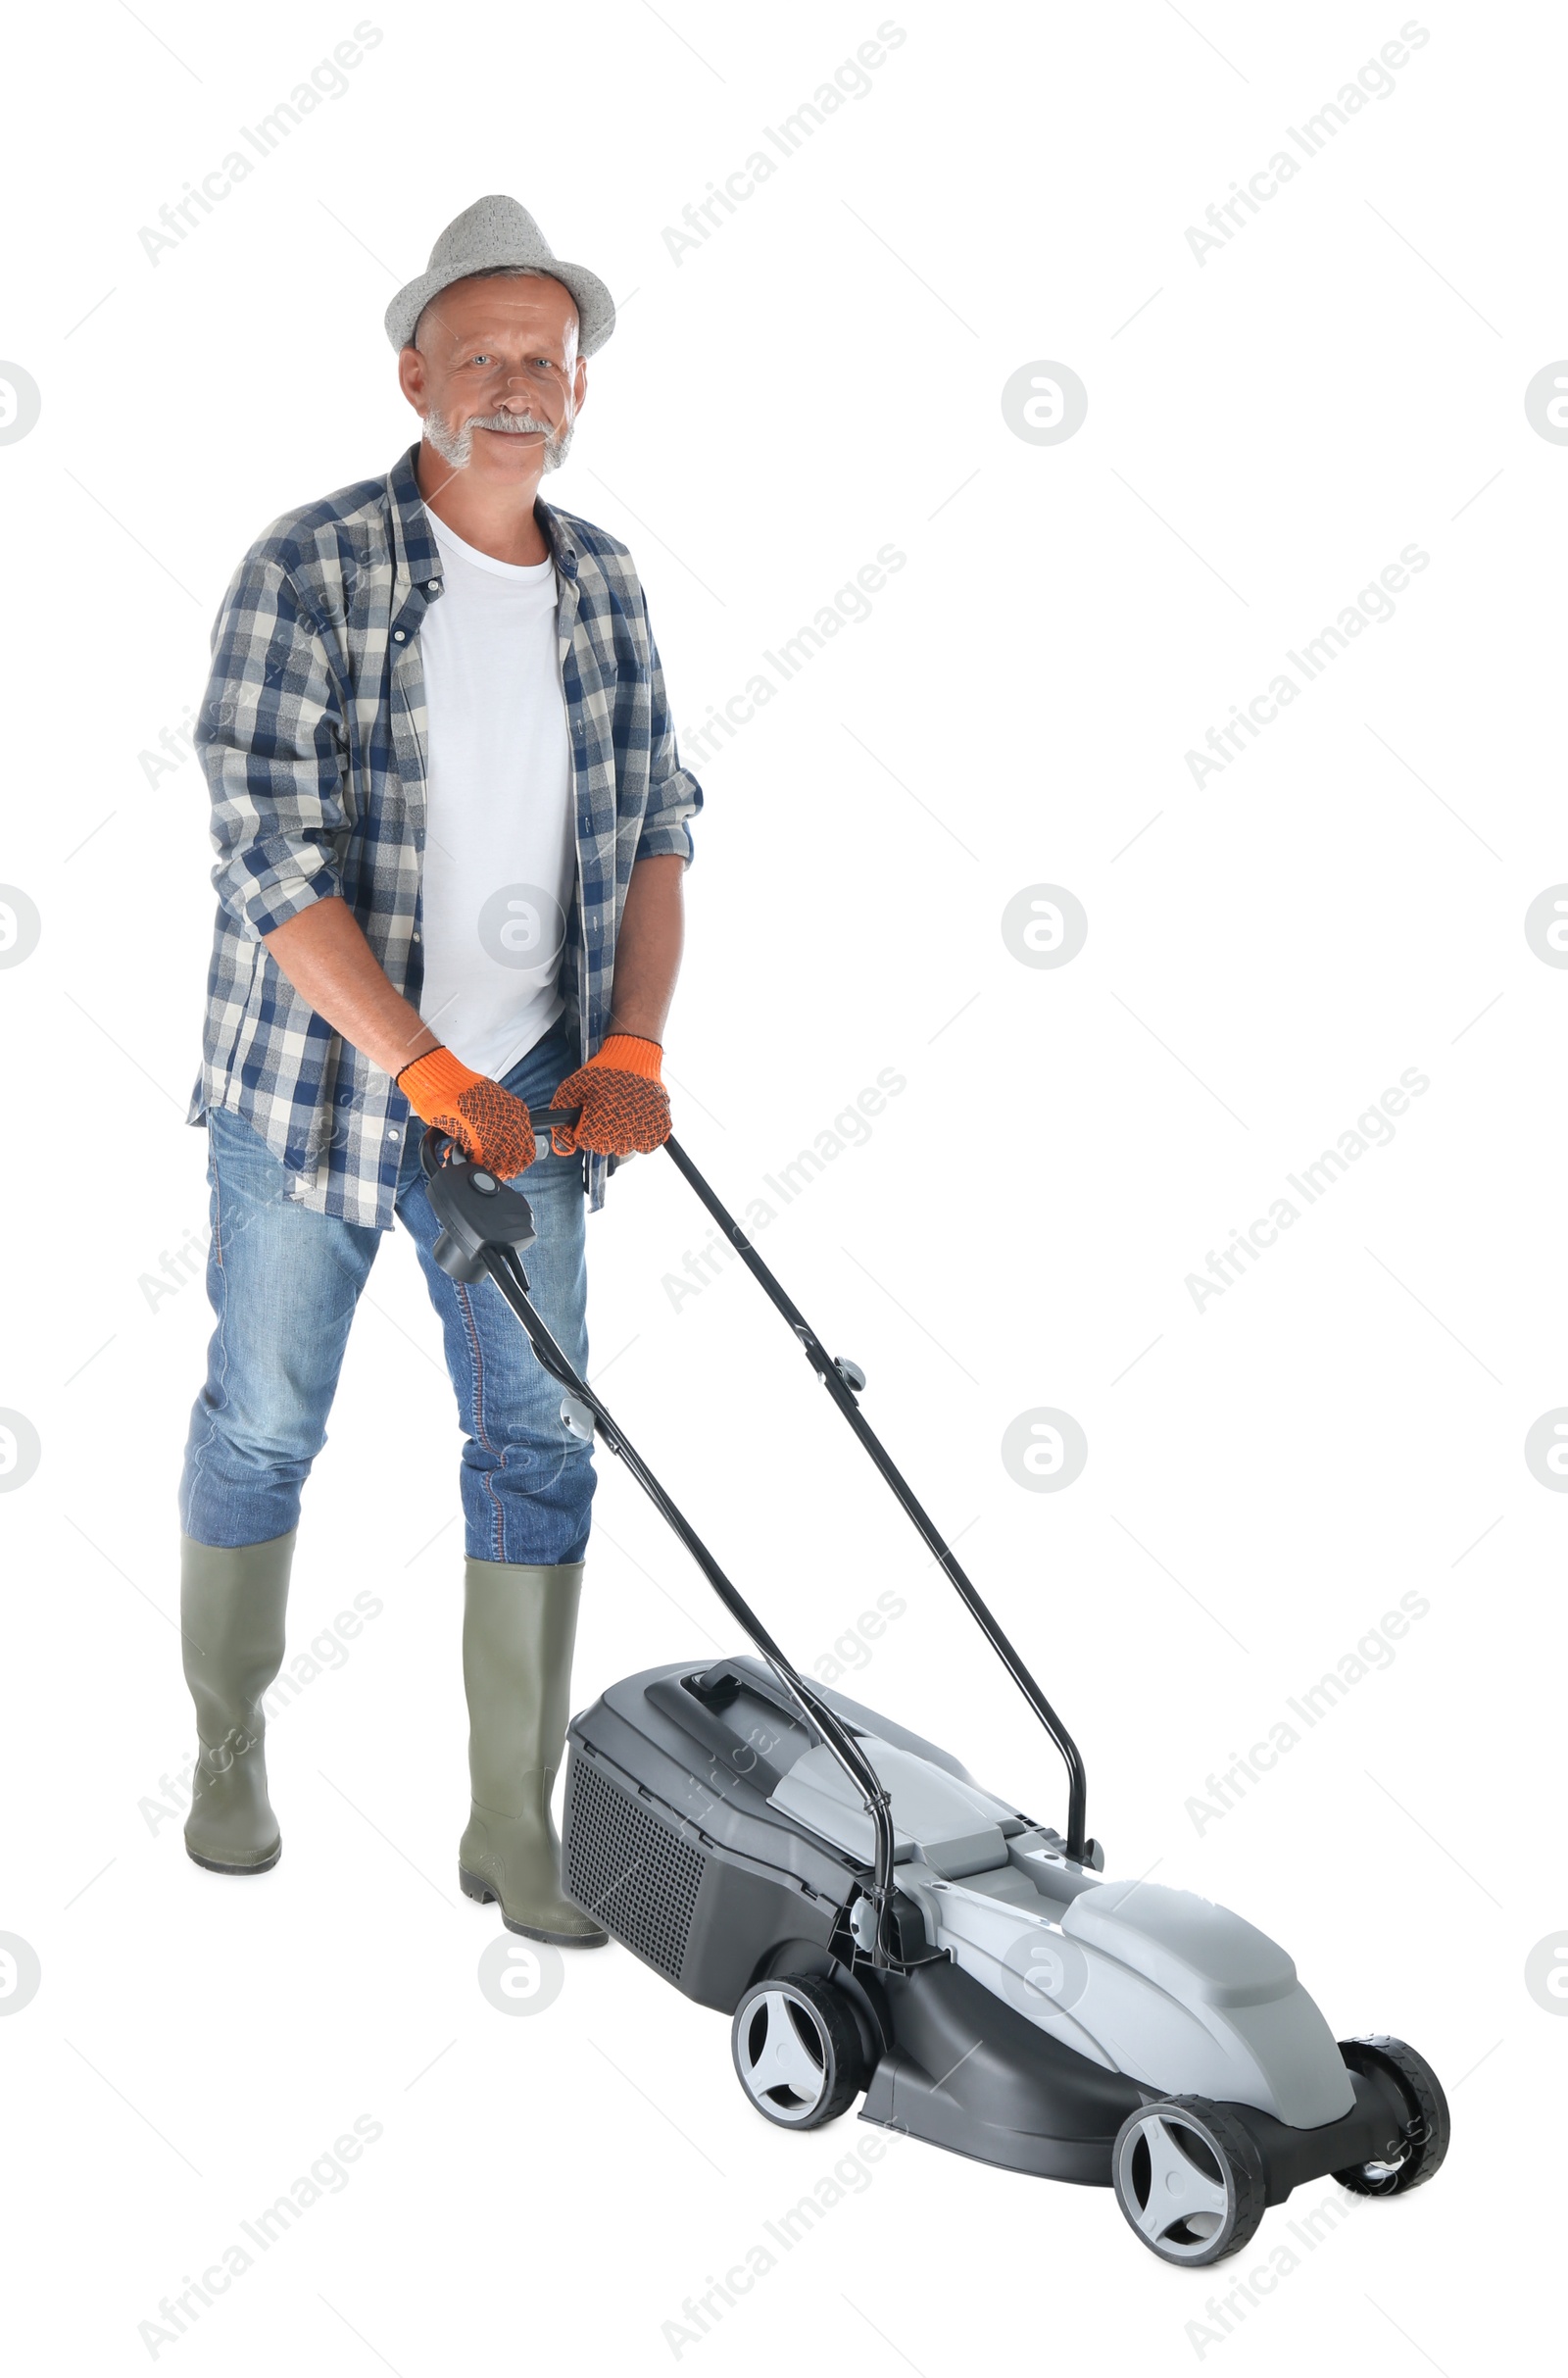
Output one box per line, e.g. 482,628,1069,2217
197,553,349,938
634,594,703,867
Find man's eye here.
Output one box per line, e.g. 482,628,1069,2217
469,353,493,367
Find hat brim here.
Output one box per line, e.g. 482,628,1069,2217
384,256,615,358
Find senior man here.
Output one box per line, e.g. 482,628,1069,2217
178,196,700,1944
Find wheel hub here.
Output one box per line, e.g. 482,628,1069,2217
735,1989,828,2121
1117,2112,1231,2257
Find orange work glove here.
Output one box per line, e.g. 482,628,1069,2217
550,1034,670,1158
396,1046,536,1176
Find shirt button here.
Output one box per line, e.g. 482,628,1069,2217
386,1127,401,1142
393,628,407,642
426,578,442,592
412,929,421,942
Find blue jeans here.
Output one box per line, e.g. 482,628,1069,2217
179,1017,595,1562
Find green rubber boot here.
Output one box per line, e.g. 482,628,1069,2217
180,1530,295,1876
458,1558,608,1947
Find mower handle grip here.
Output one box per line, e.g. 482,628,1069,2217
418,1107,583,1181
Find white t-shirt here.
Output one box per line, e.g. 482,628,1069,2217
416,511,576,1080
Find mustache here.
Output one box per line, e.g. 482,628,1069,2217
469,411,556,434
421,404,574,475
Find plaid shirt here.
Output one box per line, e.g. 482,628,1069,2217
187,443,701,1228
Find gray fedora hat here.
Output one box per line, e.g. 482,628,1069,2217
384,194,615,357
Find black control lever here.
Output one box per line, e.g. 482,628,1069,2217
417,1105,589,1280
419,1129,539,1282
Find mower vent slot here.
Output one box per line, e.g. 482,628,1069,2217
566,1757,706,1979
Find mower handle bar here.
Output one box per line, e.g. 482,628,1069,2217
419,1122,905,1958
655,1133,1090,1865
418,1117,1090,1932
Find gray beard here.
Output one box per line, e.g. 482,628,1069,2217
422,407,573,474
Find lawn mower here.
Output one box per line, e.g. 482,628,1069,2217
422,1118,1449,2266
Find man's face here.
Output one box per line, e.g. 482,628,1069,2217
398,272,587,484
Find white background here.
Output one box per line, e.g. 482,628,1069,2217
0,1,1559,2368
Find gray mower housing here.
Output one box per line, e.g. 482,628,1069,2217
564,1656,1397,2200
770,1736,1354,2130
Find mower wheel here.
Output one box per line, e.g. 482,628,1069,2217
730,1973,866,2129
1333,2036,1450,2196
1111,2097,1267,2266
